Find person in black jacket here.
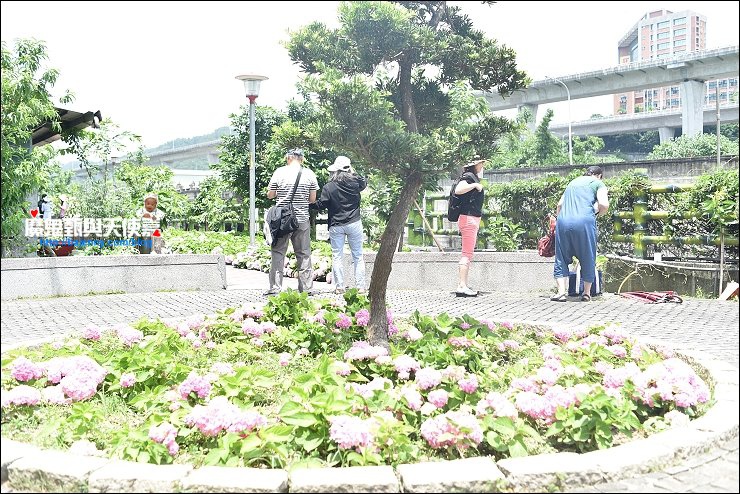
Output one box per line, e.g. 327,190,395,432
312,156,367,294
454,159,486,297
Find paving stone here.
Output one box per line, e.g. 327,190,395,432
497,452,607,491
0,440,39,483
397,457,505,492
290,465,399,493
179,465,288,493
87,461,191,492
583,440,675,480
7,451,109,492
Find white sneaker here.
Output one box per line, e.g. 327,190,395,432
455,286,478,297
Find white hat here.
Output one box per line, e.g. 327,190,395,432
328,156,351,172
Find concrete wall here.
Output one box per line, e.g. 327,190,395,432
479,155,738,185
344,250,555,293
0,255,226,300
604,255,739,297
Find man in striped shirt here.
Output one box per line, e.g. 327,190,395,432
265,148,319,295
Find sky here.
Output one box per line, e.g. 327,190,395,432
2,1,739,152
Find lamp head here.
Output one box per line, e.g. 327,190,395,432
236,74,268,98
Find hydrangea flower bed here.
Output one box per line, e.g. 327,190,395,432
1,290,712,468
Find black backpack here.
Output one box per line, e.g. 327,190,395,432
447,172,476,222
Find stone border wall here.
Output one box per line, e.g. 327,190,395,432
0,254,226,300
343,251,555,293
1,338,737,493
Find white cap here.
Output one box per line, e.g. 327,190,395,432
328,156,351,172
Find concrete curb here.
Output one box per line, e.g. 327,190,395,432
2,330,738,492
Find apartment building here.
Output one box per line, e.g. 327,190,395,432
613,9,737,115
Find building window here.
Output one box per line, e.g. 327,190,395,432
657,31,670,40
674,28,686,36
657,20,670,29
673,17,686,25
674,39,686,47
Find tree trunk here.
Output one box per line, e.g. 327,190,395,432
367,172,423,348
398,56,419,133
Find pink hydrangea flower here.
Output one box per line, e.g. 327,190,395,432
335,314,353,329
1,385,42,407
184,396,266,437
441,365,466,383
116,325,144,347
458,375,479,394
475,391,518,419
354,309,370,327
460,322,471,330
260,321,277,334
312,309,326,325
10,356,44,382
393,355,421,380
329,415,374,450
178,371,212,400
351,377,392,399
415,367,443,390
149,422,179,455
402,387,424,411
82,325,102,341
41,385,69,405
120,373,136,388
343,341,389,361
334,362,352,377
448,336,474,348
552,327,572,343
427,389,449,408
242,318,264,338
210,362,236,377
402,327,423,341
279,353,291,367
420,410,483,449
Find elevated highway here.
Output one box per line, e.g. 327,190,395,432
549,103,739,139
480,46,739,140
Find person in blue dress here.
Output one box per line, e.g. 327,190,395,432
551,166,610,302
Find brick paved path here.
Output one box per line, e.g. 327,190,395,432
1,269,738,492
3,289,737,367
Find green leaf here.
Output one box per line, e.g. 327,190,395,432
509,438,528,457
262,425,294,443
279,412,319,428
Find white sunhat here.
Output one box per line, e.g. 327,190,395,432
328,156,351,172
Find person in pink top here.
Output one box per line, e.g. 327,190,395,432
453,159,486,297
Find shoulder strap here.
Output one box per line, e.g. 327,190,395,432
287,167,303,205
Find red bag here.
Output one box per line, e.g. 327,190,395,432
538,215,556,257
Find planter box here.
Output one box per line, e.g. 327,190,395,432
0,254,226,300
604,255,739,297
342,250,556,293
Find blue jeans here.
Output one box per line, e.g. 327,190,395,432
329,220,365,289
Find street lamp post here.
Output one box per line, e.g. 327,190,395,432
236,74,268,246
547,76,573,166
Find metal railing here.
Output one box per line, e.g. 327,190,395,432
611,183,738,258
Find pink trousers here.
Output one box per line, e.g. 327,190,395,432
458,214,481,265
